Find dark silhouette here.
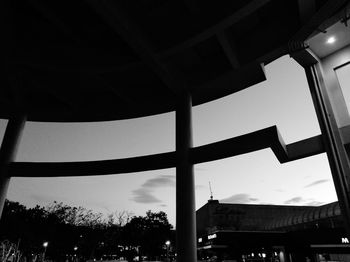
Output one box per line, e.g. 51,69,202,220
0,200,173,262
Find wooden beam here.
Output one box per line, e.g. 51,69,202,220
85,0,183,94
158,0,272,59
217,30,240,69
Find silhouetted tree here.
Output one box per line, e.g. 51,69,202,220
122,211,173,261
0,201,174,262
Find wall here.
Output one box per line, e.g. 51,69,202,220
320,45,350,129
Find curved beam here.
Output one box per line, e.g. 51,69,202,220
8,126,325,177
9,151,176,177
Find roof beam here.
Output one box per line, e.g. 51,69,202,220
158,0,272,58
85,0,183,94
217,30,240,69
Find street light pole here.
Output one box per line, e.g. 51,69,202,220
165,241,170,262
74,246,78,262
42,242,48,262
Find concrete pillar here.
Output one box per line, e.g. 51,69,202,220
304,64,350,235
0,115,26,218
176,90,197,262
292,48,350,236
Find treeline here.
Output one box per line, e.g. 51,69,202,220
0,200,174,262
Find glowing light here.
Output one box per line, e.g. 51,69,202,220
208,233,217,240
165,240,171,246
342,237,349,243
326,36,336,44
43,242,48,248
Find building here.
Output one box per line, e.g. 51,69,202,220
196,199,349,262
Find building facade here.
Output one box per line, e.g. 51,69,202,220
196,199,349,262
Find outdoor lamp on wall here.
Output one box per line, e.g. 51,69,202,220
326,36,336,44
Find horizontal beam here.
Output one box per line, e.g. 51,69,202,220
191,126,286,164
8,126,325,177
9,152,176,177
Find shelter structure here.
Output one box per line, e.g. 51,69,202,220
1,1,349,261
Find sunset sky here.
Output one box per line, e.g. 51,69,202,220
0,55,339,226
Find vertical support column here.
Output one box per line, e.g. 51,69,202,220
305,63,350,234
0,115,26,218
176,90,197,262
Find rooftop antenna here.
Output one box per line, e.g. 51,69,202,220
209,182,213,200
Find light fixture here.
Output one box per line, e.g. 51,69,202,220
326,36,336,44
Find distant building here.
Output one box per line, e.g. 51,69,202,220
196,199,348,262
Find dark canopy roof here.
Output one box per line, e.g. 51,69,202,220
2,0,347,122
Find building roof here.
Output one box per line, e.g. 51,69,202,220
265,201,342,230
2,0,348,122
196,199,343,235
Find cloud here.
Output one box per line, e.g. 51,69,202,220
142,175,175,188
195,185,206,190
284,197,304,204
275,189,285,192
131,175,175,204
221,193,259,204
304,179,329,188
284,196,326,206
131,188,161,204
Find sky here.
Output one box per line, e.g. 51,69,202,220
0,55,339,226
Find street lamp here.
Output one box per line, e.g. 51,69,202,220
73,246,78,262
165,241,171,262
42,242,48,262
